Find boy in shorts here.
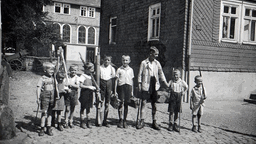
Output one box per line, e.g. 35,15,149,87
167,69,188,132
79,62,96,129
190,75,207,133
36,62,56,136
114,55,134,128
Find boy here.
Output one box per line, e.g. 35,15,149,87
114,55,134,128
190,75,207,133
36,62,56,136
167,69,188,132
63,64,80,128
79,62,96,129
100,55,116,127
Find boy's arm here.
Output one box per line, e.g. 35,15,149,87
189,89,194,110
137,62,144,92
157,62,168,87
36,87,41,104
182,81,188,94
203,87,207,99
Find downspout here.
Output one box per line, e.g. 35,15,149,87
187,0,194,101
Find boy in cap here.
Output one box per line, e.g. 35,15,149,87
79,62,96,129
190,75,207,133
167,69,188,132
114,55,134,128
36,62,56,136
137,46,168,130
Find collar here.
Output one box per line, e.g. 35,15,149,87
145,58,157,64
173,78,181,83
120,65,130,70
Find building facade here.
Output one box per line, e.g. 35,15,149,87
44,0,101,67
100,0,256,100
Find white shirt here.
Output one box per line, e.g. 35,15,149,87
116,66,134,86
100,64,115,81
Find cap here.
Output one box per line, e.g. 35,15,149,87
195,75,203,82
150,46,159,54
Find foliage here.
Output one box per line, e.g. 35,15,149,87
2,0,63,54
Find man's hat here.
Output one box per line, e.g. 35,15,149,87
195,75,203,82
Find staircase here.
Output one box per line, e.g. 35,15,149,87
244,91,256,104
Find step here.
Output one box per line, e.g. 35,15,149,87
244,99,256,104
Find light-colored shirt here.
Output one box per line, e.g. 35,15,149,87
190,86,207,106
37,75,54,91
116,66,134,86
100,64,116,81
138,58,167,91
169,78,188,93
66,74,79,86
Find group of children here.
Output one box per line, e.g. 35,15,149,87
36,49,206,136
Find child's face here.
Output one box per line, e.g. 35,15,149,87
70,67,77,76
85,66,94,74
174,72,180,81
195,80,203,87
122,58,130,67
45,68,54,76
149,51,159,59
104,57,111,67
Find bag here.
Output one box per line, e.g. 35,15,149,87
128,95,140,108
110,94,121,109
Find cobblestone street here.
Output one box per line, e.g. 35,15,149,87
1,71,256,144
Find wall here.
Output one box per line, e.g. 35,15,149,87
188,71,256,100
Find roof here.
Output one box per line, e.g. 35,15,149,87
53,0,101,8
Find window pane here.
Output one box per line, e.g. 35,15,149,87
112,18,116,26
64,5,69,14
157,8,160,14
55,3,61,13
111,27,116,42
224,6,229,13
88,27,95,44
156,18,159,37
245,9,250,16
53,24,61,38
230,18,236,39
63,25,70,42
251,21,256,41
231,7,236,14
252,10,256,17
81,7,86,16
222,17,228,38
78,27,85,43
153,9,156,16
152,19,155,37
243,20,250,41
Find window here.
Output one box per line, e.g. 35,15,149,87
53,23,61,38
148,3,161,41
55,3,61,13
54,3,70,14
81,6,87,17
63,4,70,14
242,7,256,43
109,17,117,44
88,7,95,18
78,26,86,44
63,25,70,42
80,6,95,18
88,27,95,44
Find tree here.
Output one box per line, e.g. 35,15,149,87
2,0,63,56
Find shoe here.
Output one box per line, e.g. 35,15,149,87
152,120,160,130
39,127,44,136
57,123,64,131
198,125,202,133
123,120,127,129
103,121,110,127
46,126,53,136
80,121,87,129
69,122,74,128
86,120,92,129
192,125,197,133
167,123,173,131
117,119,123,128
173,123,179,132
63,122,68,129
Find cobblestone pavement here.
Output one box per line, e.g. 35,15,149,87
1,71,256,144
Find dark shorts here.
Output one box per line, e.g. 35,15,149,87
40,90,54,112
168,92,182,113
117,84,132,103
79,89,94,113
140,90,158,103
64,90,78,107
100,79,112,103
52,93,65,111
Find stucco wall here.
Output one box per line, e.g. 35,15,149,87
188,71,256,101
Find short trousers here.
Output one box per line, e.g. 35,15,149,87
192,105,204,115
100,79,112,103
40,90,54,112
168,92,182,113
64,90,78,107
117,84,132,103
79,89,94,113
52,93,65,111
140,90,158,103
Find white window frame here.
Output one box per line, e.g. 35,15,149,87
63,4,70,15
62,24,72,43
77,26,86,44
87,27,96,45
80,6,87,17
54,2,62,13
109,17,117,44
148,3,161,41
88,7,95,18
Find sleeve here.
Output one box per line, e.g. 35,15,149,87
37,77,44,89
115,68,120,78
190,88,194,100
137,62,144,83
157,62,167,83
131,68,134,79
203,87,207,99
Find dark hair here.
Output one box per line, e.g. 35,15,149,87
83,62,94,70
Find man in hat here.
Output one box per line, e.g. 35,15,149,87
137,46,168,130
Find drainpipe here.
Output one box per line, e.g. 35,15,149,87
187,0,194,102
